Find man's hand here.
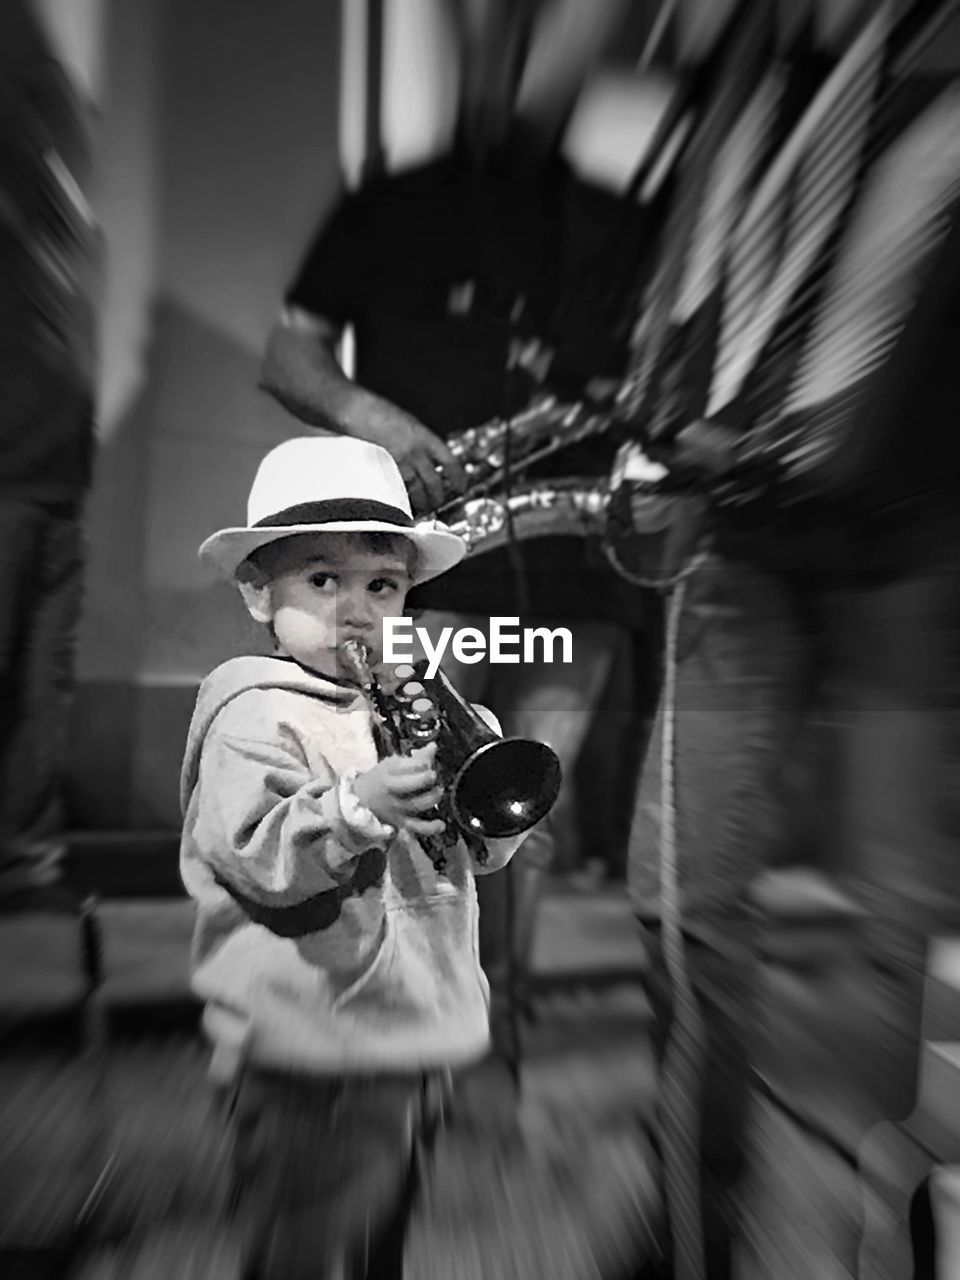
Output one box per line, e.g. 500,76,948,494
360,403,468,515
672,420,740,477
352,744,447,839
262,314,468,515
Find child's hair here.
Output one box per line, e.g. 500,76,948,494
237,530,417,587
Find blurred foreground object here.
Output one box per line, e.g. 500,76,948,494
1,1,107,1272
0,0,101,896
615,1,960,1277
0,885,110,1271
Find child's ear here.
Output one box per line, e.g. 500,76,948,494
236,577,274,624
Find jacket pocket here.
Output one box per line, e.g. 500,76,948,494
331,917,398,1014
330,895,488,1039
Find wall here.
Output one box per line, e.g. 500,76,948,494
69,0,342,828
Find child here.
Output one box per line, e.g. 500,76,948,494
180,436,528,1279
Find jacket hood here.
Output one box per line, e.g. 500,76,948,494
180,655,358,816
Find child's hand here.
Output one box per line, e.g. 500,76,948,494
352,744,447,839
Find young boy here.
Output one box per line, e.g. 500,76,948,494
180,436,528,1279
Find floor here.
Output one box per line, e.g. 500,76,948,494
5,880,959,1278
4,880,661,1280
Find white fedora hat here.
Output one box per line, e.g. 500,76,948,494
199,436,467,584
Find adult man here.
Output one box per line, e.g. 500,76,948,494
621,1,960,1275
0,0,100,897
0,6,102,1269
260,0,648,1118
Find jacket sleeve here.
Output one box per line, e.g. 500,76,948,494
463,703,529,875
189,728,395,906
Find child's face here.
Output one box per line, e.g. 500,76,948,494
242,533,412,677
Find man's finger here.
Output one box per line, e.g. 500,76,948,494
411,453,446,512
403,470,431,517
426,437,468,495
400,460,423,494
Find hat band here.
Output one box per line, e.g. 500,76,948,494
253,499,415,530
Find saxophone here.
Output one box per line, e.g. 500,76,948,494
445,478,611,555
436,394,615,512
432,371,652,557
339,640,562,875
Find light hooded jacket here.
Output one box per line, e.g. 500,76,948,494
180,655,523,1081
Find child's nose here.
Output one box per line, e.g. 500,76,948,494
338,591,375,630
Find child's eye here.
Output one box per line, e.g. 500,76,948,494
309,572,336,591
368,577,398,594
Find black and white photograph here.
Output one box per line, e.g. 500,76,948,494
2,1,959,1276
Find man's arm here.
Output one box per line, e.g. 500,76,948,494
260,307,466,514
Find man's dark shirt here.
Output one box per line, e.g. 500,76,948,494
287,153,551,438
285,150,647,624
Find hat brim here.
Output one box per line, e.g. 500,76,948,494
199,519,466,585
